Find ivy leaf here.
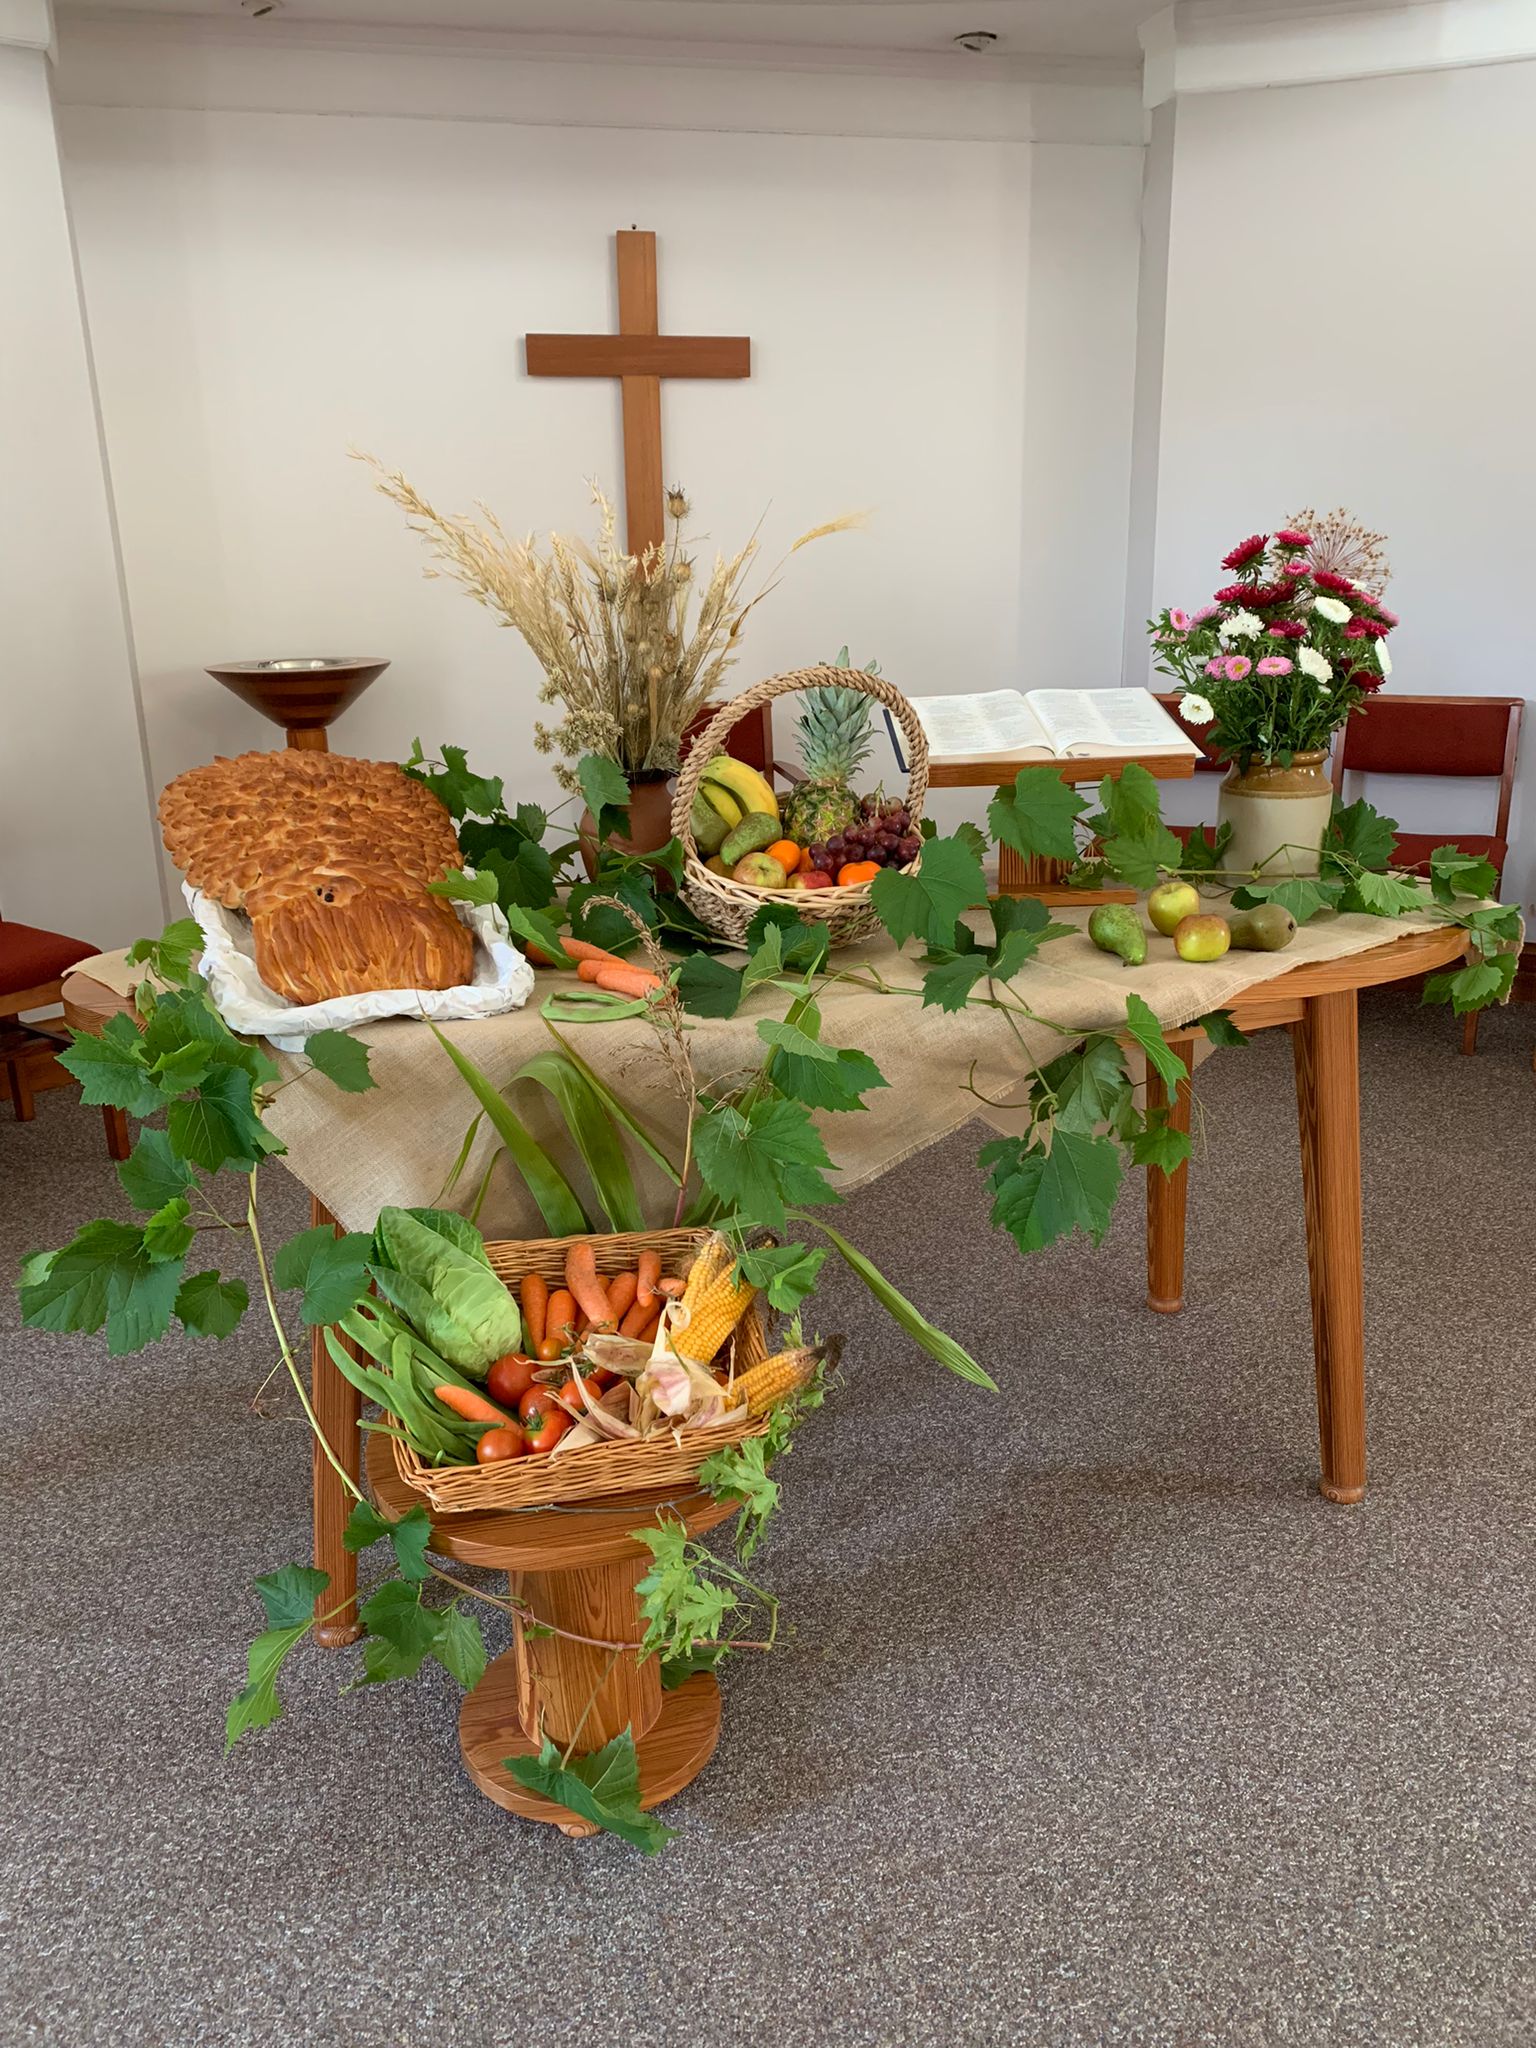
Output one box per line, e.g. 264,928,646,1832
431,1603,487,1690
675,954,744,1019
870,834,987,949
116,1127,195,1212
57,1014,165,1118
302,1029,377,1094
1195,1009,1249,1049
424,866,499,907
984,1129,1124,1253
125,917,204,988
1179,822,1233,874
1122,993,1190,1093
18,1217,186,1355
1230,875,1344,924
1338,868,1427,918
255,1563,330,1631
1324,797,1399,872
142,1196,195,1263
167,1065,279,1174
1428,845,1499,907
732,1241,827,1313
226,1621,309,1750
1423,956,1515,1014
922,955,987,1013
175,1269,249,1339
988,768,1087,863
1132,1111,1193,1176
694,1097,839,1233
357,1580,442,1682
403,740,505,820
1039,1036,1133,1137
500,902,572,968
505,1732,676,1855
273,1225,374,1325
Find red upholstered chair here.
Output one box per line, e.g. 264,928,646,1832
1155,692,1228,845
0,918,129,1156
1330,694,1523,1054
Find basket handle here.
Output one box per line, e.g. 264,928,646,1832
671,665,931,847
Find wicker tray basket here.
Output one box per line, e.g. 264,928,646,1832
388,1227,770,1515
671,665,930,949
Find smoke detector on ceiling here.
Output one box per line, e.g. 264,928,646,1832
953,30,999,53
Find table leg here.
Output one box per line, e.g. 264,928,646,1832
102,1105,131,1160
7,1056,35,1121
310,1197,362,1645
1291,992,1366,1504
1145,1034,1195,1314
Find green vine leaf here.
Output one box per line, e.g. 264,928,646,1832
273,1225,375,1326
167,1065,281,1174
1423,955,1516,1015
18,1218,186,1355
634,1523,740,1662
500,901,573,968
1428,845,1499,906
987,768,1087,864
1038,1036,1134,1138
675,954,744,1019
125,917,204,989
431,1603,486,1690
1338,869,1427,918
1230,875,1344,924
1178,822,1232,873
57,1014,166,1118
116,1127,195,1212
693,1097,840,1231
759,1011,887,1113
869,835,987,949
1122,993,1190,1093
982,1129,1123,1253
357,1580,442,1682
1195,1010,1248,1048
175,1269,249,1339
403,740,505,820
425,866,499,907
698,1436,780,1561
731,1241,826,1313
142,1196,195,1264
1323,797,1398,872
1132,1111,1193,1176
921,955,987,1012
302,1030,378,1094
1094,765,1184,890
504,1731,675,1855
226,1620,310,1749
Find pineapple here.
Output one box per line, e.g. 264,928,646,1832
782,647,878,846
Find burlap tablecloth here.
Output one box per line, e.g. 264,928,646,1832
79,902,1461,1236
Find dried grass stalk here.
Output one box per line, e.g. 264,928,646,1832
355,456,862,792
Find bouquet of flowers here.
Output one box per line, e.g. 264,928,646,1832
1149,520,1398,766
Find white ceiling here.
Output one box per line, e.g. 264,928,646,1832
53,0,1410,65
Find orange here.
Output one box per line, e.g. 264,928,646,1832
837,860,881,887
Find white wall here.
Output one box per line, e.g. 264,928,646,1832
0,41,165,946
1146,60,1536,906
49,36,1144,884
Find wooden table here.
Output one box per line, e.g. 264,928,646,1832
368,1435,733,1831
1139,922,1470,1504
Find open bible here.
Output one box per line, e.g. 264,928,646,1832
885,688,1200,770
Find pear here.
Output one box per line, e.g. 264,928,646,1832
1229,903,1297,951
1088,903,1148,967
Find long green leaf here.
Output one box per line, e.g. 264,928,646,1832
429,1024,589,1236
542,1020,682,1185
510,1049,645,1233
795,1214,997,1392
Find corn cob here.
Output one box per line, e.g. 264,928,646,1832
730,1346,818,1418
669,1240,755,1368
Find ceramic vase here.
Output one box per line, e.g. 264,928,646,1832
577,772,675,880
1216,750,1333,879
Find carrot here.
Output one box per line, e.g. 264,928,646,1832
434,1383,515,1427
619,1295,654,1338
519,1273,548,1350
596,963,665,999
526,936,628,971
636,1309,662,1345
606,1270,639,1323
657,1275,687,1299
545,1288,578,1349
636,1249,661,1310
566,1240,616,1329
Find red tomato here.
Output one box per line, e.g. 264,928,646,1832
487,1352,538,1408
475,1424,528,1464
518,1388,571,1455
557,1367,614,1409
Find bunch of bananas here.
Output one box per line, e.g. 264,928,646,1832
689,755,778,857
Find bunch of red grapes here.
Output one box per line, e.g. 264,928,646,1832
806,793,923,877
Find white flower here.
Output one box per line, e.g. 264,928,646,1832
1218,610,1262,642
1313,595,1352,624
1297,644,1333,686
1376,639,1392,676
1180,692,1215,725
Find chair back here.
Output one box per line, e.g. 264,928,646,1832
1153,693,1226,773
1332,695,1522,845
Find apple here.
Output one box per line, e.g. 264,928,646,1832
1148,880,1200,936
732,852,789,888
1173,913,1232,963
787,870,835,891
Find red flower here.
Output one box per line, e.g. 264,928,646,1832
1356,671,1384,694
1213,582,1255,604
1313,569,1357,595
1268,619,1307,638
1273,529,1312,548
1359,618,1390,639
1221,534,1268,570
1280,562,1307,579
1245,583,1292,606
1344,619,1368,639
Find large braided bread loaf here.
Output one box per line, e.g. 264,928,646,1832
158,750,475,1004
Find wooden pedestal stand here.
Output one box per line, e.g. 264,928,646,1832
368,1436,736,1833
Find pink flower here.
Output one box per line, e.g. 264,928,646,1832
1372,604,1400,627
1190,603,1221,624
1359,617,1391,638
1280,562,1308,579
1169,608,1192,631
1268,619,1307,638
1222,534,1268,571
1256,655,1293,675
1344,619,1369,639
1313,569,1357,596
1273,529,1312,548
1222,655,1253,681
1204,657,1225,677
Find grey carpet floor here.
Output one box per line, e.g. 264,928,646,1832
2,990,1534,2048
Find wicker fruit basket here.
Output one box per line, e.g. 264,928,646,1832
671,665,931,949
388,1227,770,1514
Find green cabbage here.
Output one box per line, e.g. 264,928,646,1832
369,1206,521,1377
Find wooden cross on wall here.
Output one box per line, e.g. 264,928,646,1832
525,230,751,558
